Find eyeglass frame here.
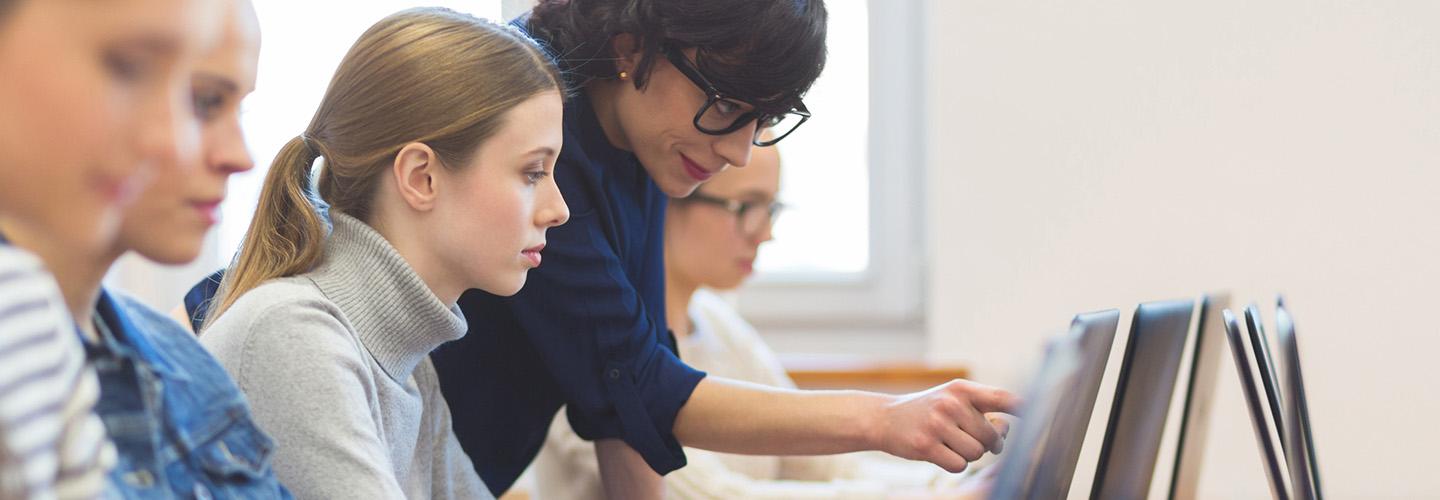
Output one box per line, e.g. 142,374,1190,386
660,44,811,147
683,191,786,237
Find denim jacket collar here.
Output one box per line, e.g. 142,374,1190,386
93,288,186,381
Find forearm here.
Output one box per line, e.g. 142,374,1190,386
673,376,893,455
595,439,664,500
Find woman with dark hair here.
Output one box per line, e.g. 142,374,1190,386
430,1,1017,497
175,0,1017,497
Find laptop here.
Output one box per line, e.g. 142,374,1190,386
1223,309,1290,500
1167,293,1231,500
1244,304,1288,453
1090,299,1194,500
990,309,1121,500
1275,301,1323,500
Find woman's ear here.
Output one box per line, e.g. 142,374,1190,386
392,142,440,212
608,33,642,77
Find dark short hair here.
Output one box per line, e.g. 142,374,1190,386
528,0,827,112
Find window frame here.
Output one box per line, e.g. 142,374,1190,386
736,0,927,331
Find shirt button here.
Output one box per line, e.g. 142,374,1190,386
608,368,621,380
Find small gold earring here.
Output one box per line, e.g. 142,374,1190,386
618,71,629,80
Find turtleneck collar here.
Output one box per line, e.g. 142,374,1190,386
308,212,466,381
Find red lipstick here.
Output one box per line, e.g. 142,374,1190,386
680,154,713,182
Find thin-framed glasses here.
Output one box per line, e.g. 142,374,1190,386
661,44,811,147
686,191,786,237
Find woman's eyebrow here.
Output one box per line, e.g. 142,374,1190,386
192,72,238,94
111,34,183,58
733,189,776,202
526,146,557,157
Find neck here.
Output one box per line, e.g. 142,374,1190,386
368,212,462,306
584,83,633,152
0,220,114,337
664,254,698,341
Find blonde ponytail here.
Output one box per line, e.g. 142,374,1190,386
206,135,327,324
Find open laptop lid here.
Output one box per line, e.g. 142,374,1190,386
1030,310,1122,499
1224,309,1290,500
1276,301,1323,500
989,329,1084,500
1167,293,1230,500
1090,299,1194,500
1244,304,1288,455
990,309,1120,500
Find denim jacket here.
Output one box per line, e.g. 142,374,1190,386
86,289,290,499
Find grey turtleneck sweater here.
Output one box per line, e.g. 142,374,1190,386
200,213,493,500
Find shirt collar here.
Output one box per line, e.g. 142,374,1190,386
92,288,187,380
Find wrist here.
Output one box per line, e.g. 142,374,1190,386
857,391,898,451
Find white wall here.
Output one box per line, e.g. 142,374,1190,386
924,1,1440,498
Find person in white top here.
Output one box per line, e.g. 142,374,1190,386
0,0,220,497
537,138,999,499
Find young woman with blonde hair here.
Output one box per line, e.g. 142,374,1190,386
196,7,568,499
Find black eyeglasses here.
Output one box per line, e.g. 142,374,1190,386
685,191,786,237
661,45,811,147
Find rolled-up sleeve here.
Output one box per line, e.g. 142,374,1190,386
503,203,706,474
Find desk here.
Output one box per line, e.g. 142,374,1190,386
498,356,970,500
782,354,971,393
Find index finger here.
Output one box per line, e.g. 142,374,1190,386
955,380,1022,414
986,413,1012,439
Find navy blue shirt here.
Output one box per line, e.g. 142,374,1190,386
182,92,707,495
431,90,706,494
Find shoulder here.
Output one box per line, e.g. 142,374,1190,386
0,244,43,272
207,277,340,332
112,291,217,366
0,245,65,311
689,289,758,344
0,246,74,352
111,291,244,386
200,278,363,379
112,292,195,345
688,288,791,382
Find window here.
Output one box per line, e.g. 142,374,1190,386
754,1,871,277
736,0,926,330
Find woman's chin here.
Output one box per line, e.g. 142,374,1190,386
134,243,203,267
657,175,702,199
708,275,747,292
480,275,527,298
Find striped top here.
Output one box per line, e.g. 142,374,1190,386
0,246,114,499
